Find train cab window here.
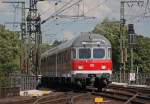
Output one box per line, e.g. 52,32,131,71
93,48,105,59
79,48,91,59
108,48,112,59
71,48,76,59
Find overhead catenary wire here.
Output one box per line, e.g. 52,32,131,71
39,0,66,16
125,0,150,23
41,0,82,24
41,0,73,20
39,1,54,16
41,0,108,25
41,0,150,25
84,0,108,15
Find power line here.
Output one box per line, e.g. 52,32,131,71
84,0,108,15
122,0,150,23
39,1,57,15
41,0,84,24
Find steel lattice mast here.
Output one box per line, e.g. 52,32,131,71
27,0,42,76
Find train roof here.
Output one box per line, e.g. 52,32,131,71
41,32,111,58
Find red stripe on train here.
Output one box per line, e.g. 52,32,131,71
71,60,112,71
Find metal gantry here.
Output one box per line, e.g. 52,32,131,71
26,0,42,76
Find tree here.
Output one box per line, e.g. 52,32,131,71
133,35,150,72
53,40,62,46
40,43,54,53
0,25,20,87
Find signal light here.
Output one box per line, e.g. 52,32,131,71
128,24,135,34
128,24,136,46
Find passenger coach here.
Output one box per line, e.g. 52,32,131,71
40,32,112,90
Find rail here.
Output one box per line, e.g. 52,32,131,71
91,84,150,104
32,92,91,104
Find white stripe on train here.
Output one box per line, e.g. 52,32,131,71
72,70,112,74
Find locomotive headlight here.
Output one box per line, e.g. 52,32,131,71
101,65,106,70
78,65,83,70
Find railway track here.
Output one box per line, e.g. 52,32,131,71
1,91,92,104
109,84,150,95
32,92,91,104
91,84,150,104
1,84,150,104
1,92,65,104
33,84,150,104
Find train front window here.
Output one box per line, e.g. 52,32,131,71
71,48,76,59
79,48,91,59
108,48,112,59
93,48,105,59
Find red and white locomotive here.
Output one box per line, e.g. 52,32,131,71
40,32,112,90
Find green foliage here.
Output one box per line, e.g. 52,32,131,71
93,19,150,72
40,40,62,54
0,71,10,87
52,40,62,46
0,25,20,87
40,43,54,53
133,35,150,72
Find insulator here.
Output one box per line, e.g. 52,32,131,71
120,19,126,25
55,2,58,5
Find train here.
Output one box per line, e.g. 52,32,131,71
39,32,112,90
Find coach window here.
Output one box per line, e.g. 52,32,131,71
58,54,61,64
79,48,91,59
71,48,76,59
93,48,105,59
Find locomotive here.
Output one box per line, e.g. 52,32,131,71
39,32,112,90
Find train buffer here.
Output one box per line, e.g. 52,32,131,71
20,90,51,97
94,97,112,104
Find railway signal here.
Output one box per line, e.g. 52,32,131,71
128,24,136,47
128,24,136,84
119,0,144,83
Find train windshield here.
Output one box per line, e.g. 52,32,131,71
72,48,76,59
93,48,105,59
108,48,112,59
79,48,91,59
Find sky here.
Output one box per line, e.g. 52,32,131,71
0,0,150,44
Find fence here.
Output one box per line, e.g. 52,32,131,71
0,87,20,98
0,73,37,98
9,73,38,91
112,71,150,85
